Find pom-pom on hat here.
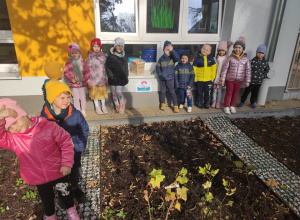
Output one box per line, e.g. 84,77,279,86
90,38,102,51
0,98,27,130
45,81,72,104
68,42,81,53
256,44,267,55
114,37,125,48
44,61,64,80
234,36,246,50
217,41,234,52
163,40,172,51
180,50,190,58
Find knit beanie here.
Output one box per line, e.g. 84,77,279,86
44,61,64,80
217,41,234,52
163,40,172,51
180,50,190,58
0,98,27,130
90,38,102,51
114,37,125,48
45,81,72,104
234,36,246,50
68,42,81,53
256,44,267,54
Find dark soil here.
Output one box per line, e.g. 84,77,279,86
100,118,299,220
0,149,43,220
231,116,300,176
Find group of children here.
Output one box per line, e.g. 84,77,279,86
156,37,270,114
0,36,270,219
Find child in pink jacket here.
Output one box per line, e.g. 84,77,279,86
221,36,251,114
64,42,91,117
0,99,80,220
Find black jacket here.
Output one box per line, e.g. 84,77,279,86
250,57,270,84
106,48,129,86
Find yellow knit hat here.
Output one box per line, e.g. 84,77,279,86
44,61,64,80
45,81,71,104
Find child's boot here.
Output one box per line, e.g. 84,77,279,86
211,100,216,108
215,101,221,109
115,105,120,113
187,106,192,113
173,106,179,113
45,214,58,220
119,103,125,114
67,205,80,220
160,103,166,110
102,105,108,114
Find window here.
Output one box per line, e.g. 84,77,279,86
286,33,300,91
0,0,20,79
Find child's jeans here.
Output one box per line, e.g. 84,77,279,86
178,88,192,107
69,151,82,188
159,79,178,106
224,81,243,107
37,176,74,216
71,87,86,112
240,83,261,104
196,81,213,104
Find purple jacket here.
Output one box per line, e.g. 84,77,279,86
221,53,251,83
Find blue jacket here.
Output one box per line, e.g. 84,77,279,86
41,104,89,152
174,61,195,89
156,50,180,81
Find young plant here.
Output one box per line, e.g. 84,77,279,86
16,178,25,186
217,179,236,218
144,168,165,220
22,190,37,200
102,207,114,220
165,167,189,220
116,210,127,219
198,163,219,218
0,206,5,213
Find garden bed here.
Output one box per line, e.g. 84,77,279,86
100,118,299,219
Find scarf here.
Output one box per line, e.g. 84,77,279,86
232,51,245,60
70,56,83,86
46,101,70,125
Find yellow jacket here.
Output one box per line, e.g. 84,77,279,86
193,54,216,82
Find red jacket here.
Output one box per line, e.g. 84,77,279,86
64,60,91,88
0,116,74,185
221,53,251,83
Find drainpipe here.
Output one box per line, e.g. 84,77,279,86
257,0,286,105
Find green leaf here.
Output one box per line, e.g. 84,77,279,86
222,179,228,187
199,166,207,175
205,163,211,170
22,195,26,199
211,169,219,177
179,167,188,177
176,186,189,201
206,192,214,202
235,161,244,168
226,201,234,207
253,212,258,216
150,168,162,177
202,181,212,189
176,176,188,184
245,165,257,170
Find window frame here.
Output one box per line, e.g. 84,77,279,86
0,30,21,80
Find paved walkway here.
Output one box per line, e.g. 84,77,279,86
63,100,300,219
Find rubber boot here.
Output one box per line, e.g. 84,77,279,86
211,100,216,108
160,103,166,110
67,205,80,220
45,214,58,220
173,106,179,113
215,101,221,109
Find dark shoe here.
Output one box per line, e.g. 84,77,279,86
204,103,209,109
197,103,204,108
73,187,87,204
251,103,257,109
238,102,244,109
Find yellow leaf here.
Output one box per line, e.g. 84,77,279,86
202,181,212,189
145,135,152,141
226,201,234,207
266,179,278,188
280,184,287,190
175,201,181,211
176,186,189,201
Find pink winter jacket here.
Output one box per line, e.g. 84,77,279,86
64,60,91,88
221,53,251,83
0,116,74,185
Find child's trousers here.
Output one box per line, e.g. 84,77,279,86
159,79,178,106
224,81,243,107
71,87,86,112
212,85,223,101
37,176,74,216
196,81,213,104
178,88,192,107
240,83,261,104
111,85,124,107
69,151,82,188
